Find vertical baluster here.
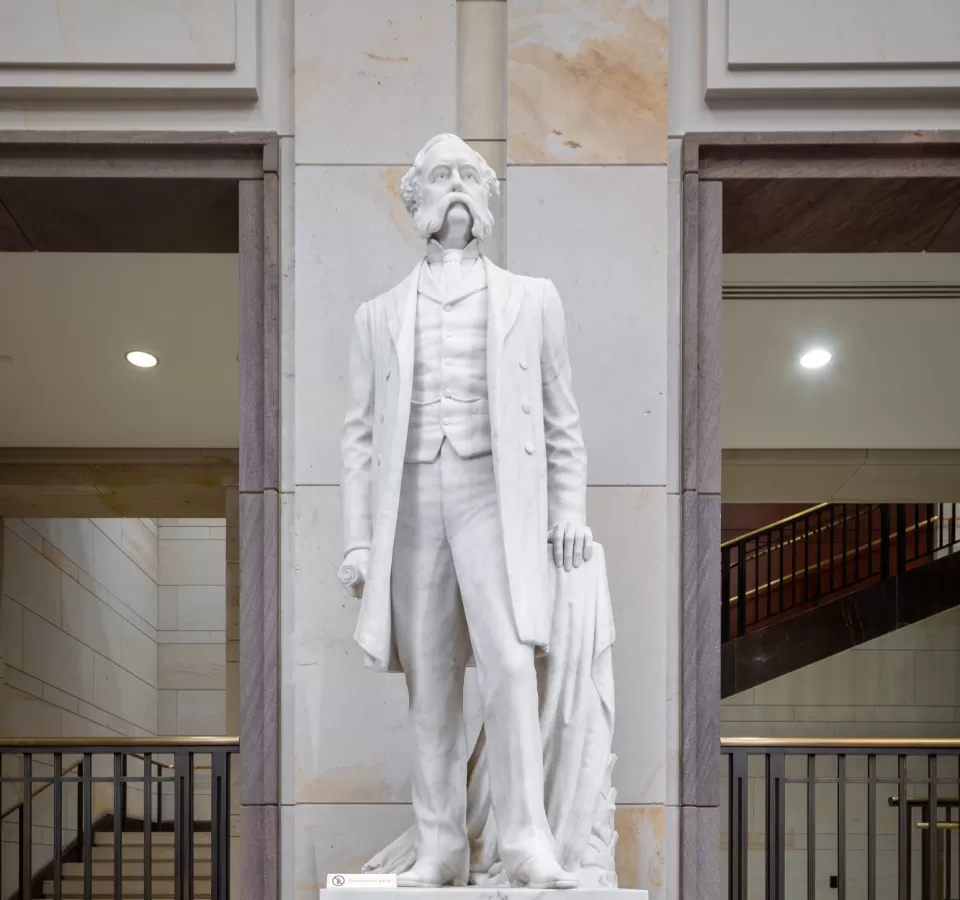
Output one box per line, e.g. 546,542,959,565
807,754,816,900
868,505,874,577
830,506,836,592
779,525,784,614
881,506,891,579
766,751,785,900
721,547,731,644
174,752,195,900
730,751,748,900
897,506,907,576
899,755,909,900
950,503,956,551
20,753,32,900
144,755,153,900
53,752,62,900
737,545,747,639
212,751,230,900
928,503,935,556
838,755,847,900
793,519,798,609
817,509,823,602
82,754,92,900
855,504,861,584
113,754,123,900
754,537,760,624
913,503,920,559
927,755,938,900
868,755,876,900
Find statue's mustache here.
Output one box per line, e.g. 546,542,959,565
413,188,494,241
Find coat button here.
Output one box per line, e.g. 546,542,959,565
377,454,382,465
380,415,384,423
443,389,452,398
522,402,531,414
524,442,535,455
444,303,452,312
519,358,528,370
442,417,452,426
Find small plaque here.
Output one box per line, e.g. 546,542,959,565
326,874,398,889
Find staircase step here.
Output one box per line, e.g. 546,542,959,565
63,860,213,878
43,879,210,899
91,844,213,861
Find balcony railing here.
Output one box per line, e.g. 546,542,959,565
721,503,960,641
0,736,238,900
722,738,960,900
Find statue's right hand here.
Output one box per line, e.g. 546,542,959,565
338,549,369,599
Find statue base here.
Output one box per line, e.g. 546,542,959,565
320,891,648,900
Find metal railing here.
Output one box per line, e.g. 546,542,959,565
0,736,238,900
722,738,960,900
721,503,960,641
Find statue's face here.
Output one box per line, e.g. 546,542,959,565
413,138,494,241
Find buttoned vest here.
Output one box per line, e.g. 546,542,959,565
404,258,492,462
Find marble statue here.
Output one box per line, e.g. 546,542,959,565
337,134,618,890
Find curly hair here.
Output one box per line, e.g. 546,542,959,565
400,133,500,218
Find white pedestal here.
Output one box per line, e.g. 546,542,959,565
320,891,648,900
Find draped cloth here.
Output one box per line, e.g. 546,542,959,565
362,544,619,887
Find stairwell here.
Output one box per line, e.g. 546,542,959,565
720,502,960,696
43,831,213,899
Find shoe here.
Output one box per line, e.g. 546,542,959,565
511,856,578,889
397,858,467,888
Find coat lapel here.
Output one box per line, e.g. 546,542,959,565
386,264,421,349
484,258,523,451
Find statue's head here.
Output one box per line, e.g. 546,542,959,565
401,134,499,242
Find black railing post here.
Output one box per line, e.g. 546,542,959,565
113,754,123,900
736,546,747,638
211,751,230,900
765,751,786,900
20,753,32,900
880,505,891,580
721,547,731,644
896,504,908,575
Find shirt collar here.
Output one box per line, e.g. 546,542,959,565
425,239,481,265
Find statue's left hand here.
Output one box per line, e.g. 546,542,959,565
548,522,594,572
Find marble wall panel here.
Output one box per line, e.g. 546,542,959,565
294,165,421,485
507,165,668,487
295,803,414,897
294,0,456,164
293,487,412,802
507,0,668,164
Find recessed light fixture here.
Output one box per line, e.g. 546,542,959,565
125,350,159,369
800,348,832,370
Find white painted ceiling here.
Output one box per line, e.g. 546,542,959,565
723,254,960,451
0,253,238,447
1,251,957,454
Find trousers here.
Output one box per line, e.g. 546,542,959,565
391,439,555,879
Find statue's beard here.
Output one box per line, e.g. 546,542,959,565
413,191,494,242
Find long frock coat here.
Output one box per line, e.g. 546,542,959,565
340,256,588,672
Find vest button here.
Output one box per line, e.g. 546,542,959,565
444,358,452,366
524,442,535,455
522,402,531,414
442,417,452,426
443,389,452,398
444,304,452,312
519,358,528,370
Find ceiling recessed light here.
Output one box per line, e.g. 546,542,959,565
126,350,158,369
800,348,832,370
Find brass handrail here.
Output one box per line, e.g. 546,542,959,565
721,503,831,550
723,737,960,749
0,736,238,749
728,513,945,606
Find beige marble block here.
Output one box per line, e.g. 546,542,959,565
507,0,668,164
507,164,668,487
294,0,457,163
